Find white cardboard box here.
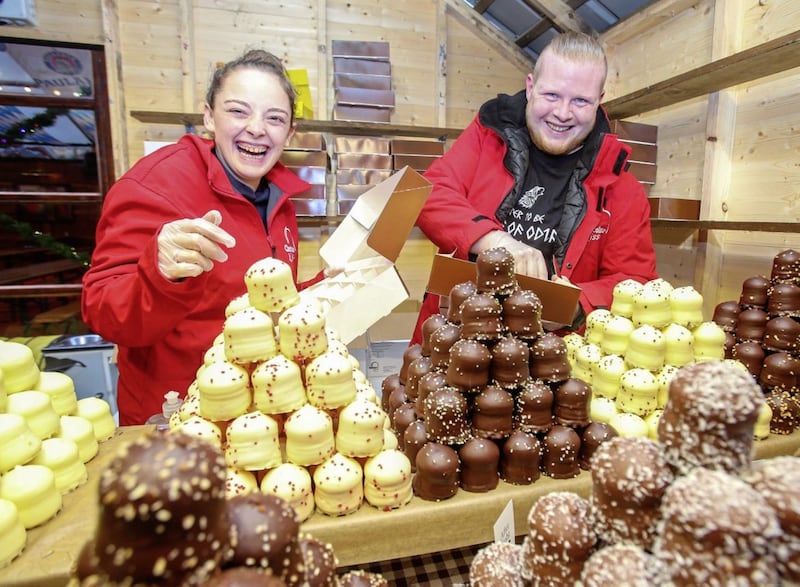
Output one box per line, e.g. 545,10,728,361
300,166,431,344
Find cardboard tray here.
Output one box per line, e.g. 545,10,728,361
425,254,581,326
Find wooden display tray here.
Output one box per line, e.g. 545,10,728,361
2,426,799,587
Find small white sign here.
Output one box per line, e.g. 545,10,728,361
493,499,515,543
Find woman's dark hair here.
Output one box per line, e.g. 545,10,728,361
205,49,297,122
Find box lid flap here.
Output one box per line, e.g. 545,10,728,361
425,254,581,326
321,166,431,265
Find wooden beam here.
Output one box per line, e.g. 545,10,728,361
601,0,702,45
442,0,535,74
603,29,800,119
101,0,128,178
696,0,742,319
435,1,448,128
178,0,196,113
521,0,593,35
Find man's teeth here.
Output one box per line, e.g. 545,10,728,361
548,122,569,132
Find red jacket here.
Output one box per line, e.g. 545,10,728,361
82,134,323,425
412,91,657,344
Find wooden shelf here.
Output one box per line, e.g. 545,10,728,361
129,110,463,140
604,29,800,119
650,219,800,233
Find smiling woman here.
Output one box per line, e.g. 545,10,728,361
80,48,334,427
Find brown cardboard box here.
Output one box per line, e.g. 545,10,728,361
333,104,392,123
336,152,393,170
393,154,440,172
649,197,701,219
335,86,395,108
334,136,392,154
288,131,326,151
391,139,446,156
300,167,432,343
280,150,329,168
287,166,326,185
335,72,392,90
627,161,657,183
291,198,327,216
331,40,391,60
336,168,393,185
333,57,392,76
609,120,658,144
425,254,581,326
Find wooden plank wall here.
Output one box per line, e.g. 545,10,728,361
3,0,799,316
604,0,800,313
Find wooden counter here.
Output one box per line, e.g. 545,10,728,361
1,426,799,587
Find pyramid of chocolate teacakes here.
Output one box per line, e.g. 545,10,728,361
391,247,608,500
710,248,800,435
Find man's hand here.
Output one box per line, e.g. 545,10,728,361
471,231,549,280
157,210,236,280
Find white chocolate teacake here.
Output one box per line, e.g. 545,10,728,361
172,415,223,449
224,467,259,499
31,437,88,494
313,452,364,516
278,299,328,363
591,354,626,400
590,396,619,424
284,404,335,466
0,464,62,529
336,399,386,458
0,413,42,473
363,449,413,510
573,343,602,384
584,309,612,346
625,325,666,372
601,315,634,356
609,412,649,438
6,390,60,440
223,306,278,365
632,285,672,328
224,411,282,471
692,321,726,361
197,360,251,422
662,323,694,367
251,354,307,414
610,279,643,318
0,341,40,394
245,257,300,313
57,415,99,463
617,368,659,417
32,371,77,416
0,498,26,568
75,396,116,441
669,286,704,328
260,462,315,522
305,351,358,410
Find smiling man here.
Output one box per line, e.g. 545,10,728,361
411,32,657,343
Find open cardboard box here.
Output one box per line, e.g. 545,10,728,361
426,254,581,326
300,166,431,344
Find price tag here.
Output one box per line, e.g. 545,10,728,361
493,499,515,543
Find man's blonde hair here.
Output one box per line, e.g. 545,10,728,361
534,32,608,89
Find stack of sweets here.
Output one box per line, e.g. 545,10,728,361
711,248,800,434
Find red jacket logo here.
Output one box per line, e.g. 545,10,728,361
283,226,297,262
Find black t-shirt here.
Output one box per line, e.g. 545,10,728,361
502,145,581,276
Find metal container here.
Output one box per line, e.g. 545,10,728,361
42,333,119,419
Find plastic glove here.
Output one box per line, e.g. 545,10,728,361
470,230,549,280
157,209,236,281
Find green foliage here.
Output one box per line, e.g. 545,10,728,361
0,211,90,267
